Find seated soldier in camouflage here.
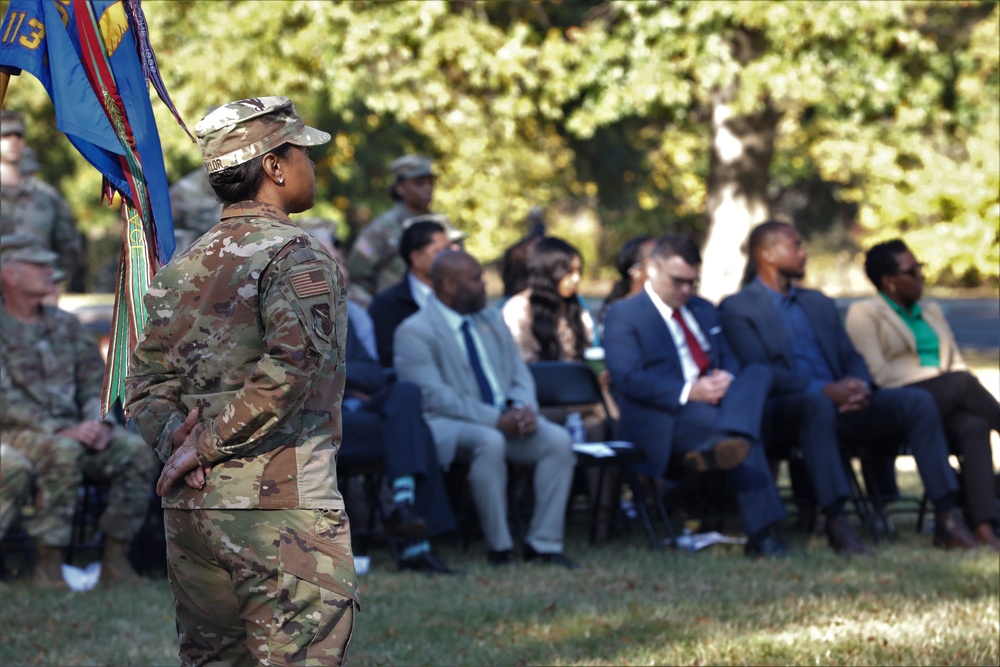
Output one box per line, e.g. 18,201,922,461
0,442,32,537
0,233,159,588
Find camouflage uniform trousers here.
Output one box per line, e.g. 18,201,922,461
2,427,158,546
0,442,33,539
165,507,359,667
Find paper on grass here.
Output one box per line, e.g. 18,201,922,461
62,562,101,591
669,531,748,551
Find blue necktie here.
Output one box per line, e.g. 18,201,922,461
461,319,495,405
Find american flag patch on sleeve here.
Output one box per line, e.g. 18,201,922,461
290,270,330,298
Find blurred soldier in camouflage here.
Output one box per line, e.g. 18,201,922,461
168,164,222,250
126,96,358,666
0,111,86,292
0,233,158,589
0,442,31,540
345,154,464,307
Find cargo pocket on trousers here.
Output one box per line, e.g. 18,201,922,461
267,527,361,666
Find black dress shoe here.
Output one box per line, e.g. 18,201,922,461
487,549,515,566
399,551,456,575
683,436,750,473
933,508,978,550
523,544,579,570
385,501,428,539
825,515,874,556
745,525,789,558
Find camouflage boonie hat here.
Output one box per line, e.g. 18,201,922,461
0,233,58,265
391,154,434,180
194,96,330,173
0,110,26,136
401,213,466,243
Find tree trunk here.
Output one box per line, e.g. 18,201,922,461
699,99,779,304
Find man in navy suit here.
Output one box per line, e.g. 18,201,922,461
718,220,977,552
604,234,788,557
369,218,454,367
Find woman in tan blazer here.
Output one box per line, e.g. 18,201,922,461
846,239,999,550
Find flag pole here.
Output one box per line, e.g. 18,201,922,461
0,70,10,109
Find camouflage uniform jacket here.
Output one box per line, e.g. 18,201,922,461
345,201,422,304
126,201,348,511
0,301,106,433
0,177,84,280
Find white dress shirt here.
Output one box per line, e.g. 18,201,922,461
644,281,713,405
407,272,434,310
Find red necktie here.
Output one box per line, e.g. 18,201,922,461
671,308,710,376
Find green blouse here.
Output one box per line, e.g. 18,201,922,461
881,293,939,367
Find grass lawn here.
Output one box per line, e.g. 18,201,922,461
1,479,998,667
3,355,999,666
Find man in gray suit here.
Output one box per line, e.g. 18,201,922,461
394,250,577,568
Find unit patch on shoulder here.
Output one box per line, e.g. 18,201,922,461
290,269,330,298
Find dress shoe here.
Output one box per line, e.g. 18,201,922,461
744,525,789,558
399,550,456,575
523,543,579,570
933,509,978,550
825,515,874,556
974,522,1000,552
385,501,428,539
487,549,515,566
683,435,750,473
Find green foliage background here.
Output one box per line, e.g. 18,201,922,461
5,0,998,287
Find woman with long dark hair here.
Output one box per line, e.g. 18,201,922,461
502,236,595,362
598,235,655,331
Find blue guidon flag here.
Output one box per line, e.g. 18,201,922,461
0,0,191,416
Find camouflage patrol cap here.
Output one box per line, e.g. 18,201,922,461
194,96,330,173
0,233,58,265
0,110,26,136
391,155,434,180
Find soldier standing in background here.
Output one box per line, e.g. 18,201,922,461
126,96,357,666
0,111,86,292
168,164,222,252
345,154,463,307
0,234,158,588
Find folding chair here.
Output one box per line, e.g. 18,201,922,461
528,360,676,549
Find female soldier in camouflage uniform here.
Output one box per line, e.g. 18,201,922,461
126,97,358,666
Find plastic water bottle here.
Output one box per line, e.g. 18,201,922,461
565,412,586,444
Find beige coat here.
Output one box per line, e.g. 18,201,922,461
844,296,965,389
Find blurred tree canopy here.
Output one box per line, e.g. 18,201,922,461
5,0,998,292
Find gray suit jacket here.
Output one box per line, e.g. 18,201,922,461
393,296,538,465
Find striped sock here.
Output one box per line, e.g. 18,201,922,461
402,540,431,561
392,476,415,505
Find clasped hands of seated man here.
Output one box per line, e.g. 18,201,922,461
497,402,538,440
689,369,734,405
821,377,871,413
156,409,208,497
57,420,113,452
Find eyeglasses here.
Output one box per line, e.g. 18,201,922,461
667,275,699,289
896,262,923,278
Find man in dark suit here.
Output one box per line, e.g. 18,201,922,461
604,234,789,557
394,250,577,568
369,218,453,367
718,220,977,552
